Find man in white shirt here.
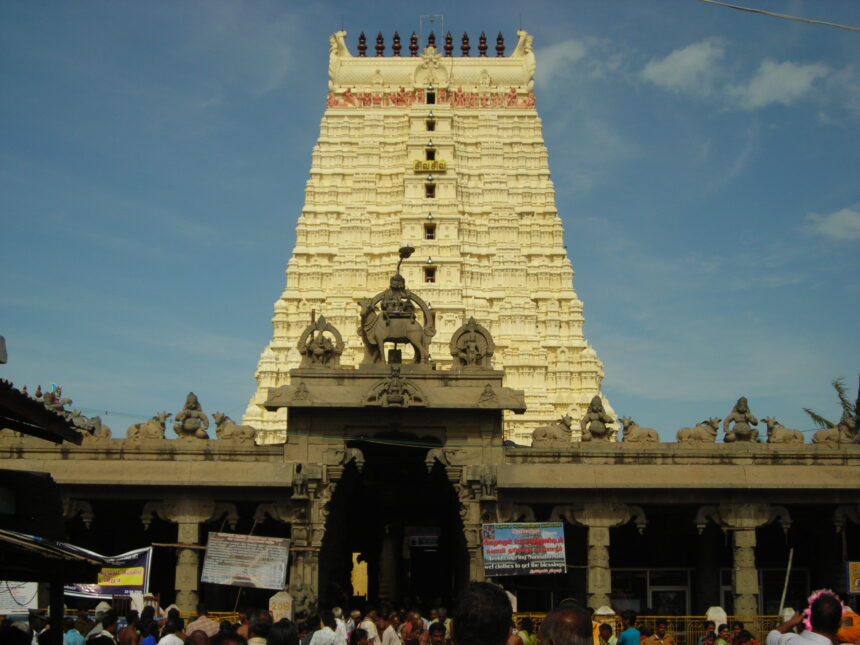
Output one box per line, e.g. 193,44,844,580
766,595,842,645
359,609,380,645
333,608,349,645
378,614,401,645
310,612,341,645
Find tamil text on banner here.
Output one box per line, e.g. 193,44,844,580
64,546,152,598
481,522,566,576
201,532,290,590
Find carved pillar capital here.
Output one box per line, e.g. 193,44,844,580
62,498,94,529
834,504,860,533
549,502,647,610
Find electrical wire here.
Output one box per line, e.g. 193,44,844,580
697,0,860,33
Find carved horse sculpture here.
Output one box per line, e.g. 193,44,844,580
358,298,435,364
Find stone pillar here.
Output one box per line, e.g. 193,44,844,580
695,504,791,617
142,499,238,612
550,503,647,609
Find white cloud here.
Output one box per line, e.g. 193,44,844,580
728,59,829,110
535,39,588,88
640,38,725,97
807,207,860,241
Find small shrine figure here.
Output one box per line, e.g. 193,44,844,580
174,392,210,439
292,464,309,498
580,396,614,441
723,396,759,442
297,315,344,368
380,274,416,320
449,317,495,370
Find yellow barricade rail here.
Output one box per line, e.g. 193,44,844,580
514,614,781,645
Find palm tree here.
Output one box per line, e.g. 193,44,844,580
803,375,859,429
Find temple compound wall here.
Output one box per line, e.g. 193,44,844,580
243,31,611,445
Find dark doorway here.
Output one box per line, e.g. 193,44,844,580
319,433,467,608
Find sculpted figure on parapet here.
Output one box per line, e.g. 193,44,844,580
531,416,572,448
580,396,614,441
127,412,171,440
380,274,415,320
174,392,210,439
212,413,257,443
813,414,859,445
723,396,759,442
619,417,660,443
676,418,721,443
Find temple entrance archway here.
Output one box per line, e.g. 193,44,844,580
319,432,468,607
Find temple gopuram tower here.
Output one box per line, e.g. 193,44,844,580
245,30,614,444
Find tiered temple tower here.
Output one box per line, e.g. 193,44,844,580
244,30,614,444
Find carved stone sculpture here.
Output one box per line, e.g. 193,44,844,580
676,417,721,442
297,315,344,368
723,397,759,442
531,416,572,448
212,413,257,443
479,465,496,498
358,273,435,365
812,415,858,445
127,412,171,440
340,446,365,472
424,447,453,473
497,503,535,523
619,417,660,443
174,392,210,439
477,384,498,406
292,582,316,621
365,365,426,408
762,417,804,444
291,464,309,498
580,396,614,441
449,317,495,369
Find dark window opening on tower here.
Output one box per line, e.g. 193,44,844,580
426,148,436,161
424,267,436,283
426,119,436,131
425,184,436,198
424,223,436,240
427,92,436,105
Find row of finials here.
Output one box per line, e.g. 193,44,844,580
355,31,509,58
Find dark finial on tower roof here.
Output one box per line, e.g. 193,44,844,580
392,31,402,56
410,31,419,56
358,31,367,57
444,31,453,57
376,32,385,56
478,32,488,57
427,31,436,49
461,32,471,56
496,32,505,57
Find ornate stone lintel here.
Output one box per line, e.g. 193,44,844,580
365,365,426,408
62,498,94,529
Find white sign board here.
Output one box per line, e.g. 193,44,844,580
201,532,290,590
0,581,38,613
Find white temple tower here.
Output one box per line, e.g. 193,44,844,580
244,30,614,444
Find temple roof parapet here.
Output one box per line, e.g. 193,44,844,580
328,30,536,92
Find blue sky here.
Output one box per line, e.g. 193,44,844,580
2,1,858,440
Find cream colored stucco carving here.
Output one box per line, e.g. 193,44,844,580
244,31,614,445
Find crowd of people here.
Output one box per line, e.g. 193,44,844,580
2,584,859,645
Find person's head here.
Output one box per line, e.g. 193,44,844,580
77,609,90,620
521,618,534,633
102,611,119,634
351,628,369,645
321,611,337,631
126,610,139,626
539,607,594,645
333,608,343,620
730,623,744,637
212,632,249,645
145,622,161,639
430,609,439,621
141,606,155,623
734,631,752,645
390,614,402,630
63,618,76,633
704,622,715,633
164,618,183,636
429,622,446,645
599,624,613,641
351,611,362,622
655,620,668,638
196,604,209,618
702,632,716,645
718,625,729,640
621,611,637,629
377,614,390,631
187,630,211,645
439,608,448,621
268,618,299,645
640,628,653,639
452,582,511,645
221,620,234,632
811,592,843,636
366,608,379,622
250,609,274,639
